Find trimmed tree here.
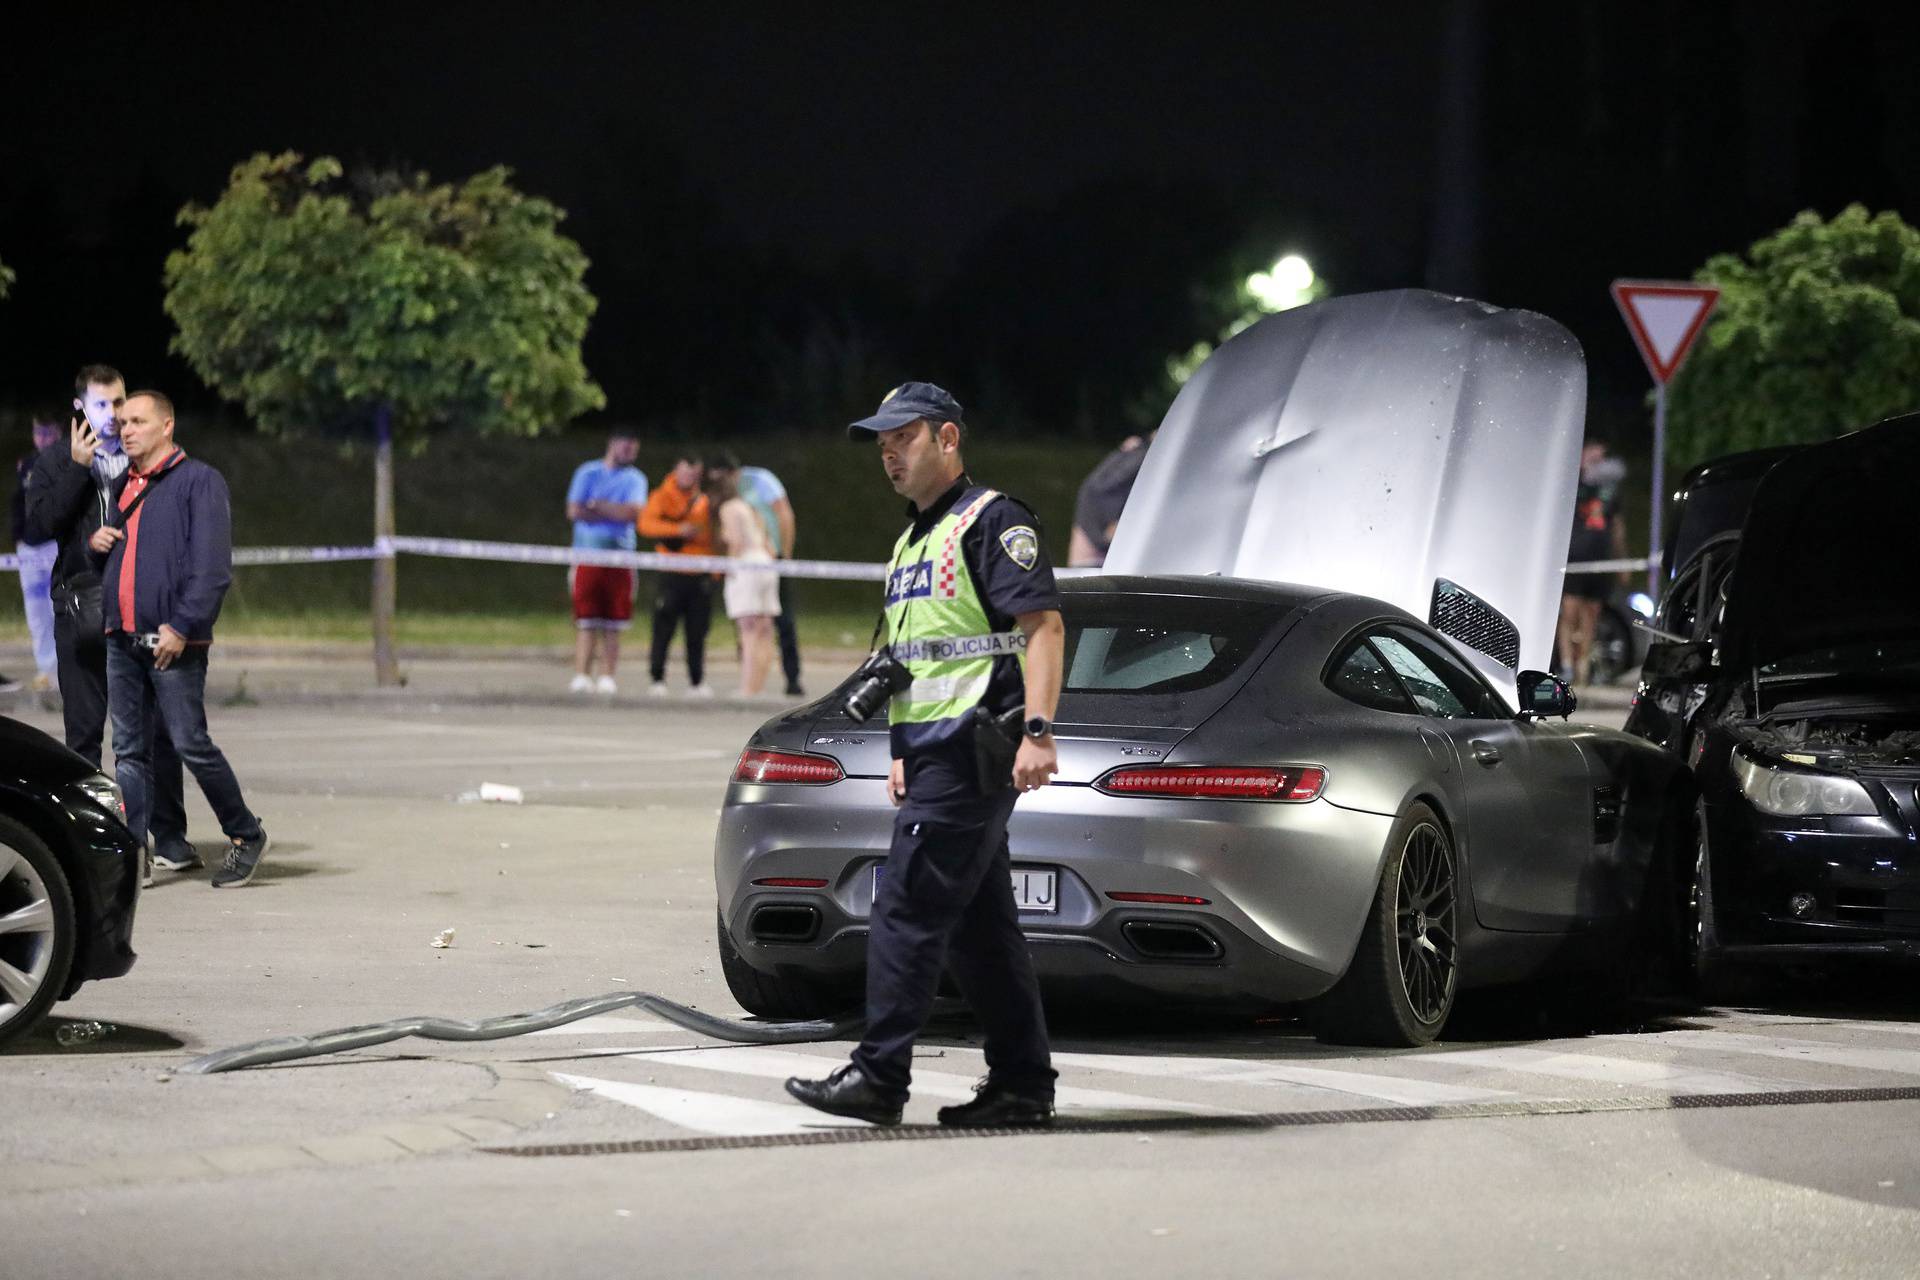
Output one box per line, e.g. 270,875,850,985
1668,205,1920,470
165,152,604,683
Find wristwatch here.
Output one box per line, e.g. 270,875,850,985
1023,715,1053,740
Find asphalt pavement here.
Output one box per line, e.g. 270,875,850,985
4,649,1914,1279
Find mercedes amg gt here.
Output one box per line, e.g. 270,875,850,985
713,290,1696,1046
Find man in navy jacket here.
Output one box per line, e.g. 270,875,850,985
89,390,269,888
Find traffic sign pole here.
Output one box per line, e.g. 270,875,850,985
1649,382,1666,595
1609,280,1721,602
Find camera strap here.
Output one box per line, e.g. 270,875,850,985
109,455,181,530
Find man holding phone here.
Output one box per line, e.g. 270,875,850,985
23,366,193,870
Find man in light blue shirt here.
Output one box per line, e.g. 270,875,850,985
564,431,649,693
711,452,803,696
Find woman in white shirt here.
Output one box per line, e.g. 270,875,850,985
711,472,781,696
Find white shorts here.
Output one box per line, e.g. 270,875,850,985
724,556,781,620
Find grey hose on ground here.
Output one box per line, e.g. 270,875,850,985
178,991,863,1075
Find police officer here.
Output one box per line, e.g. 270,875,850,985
785,382,1064,1128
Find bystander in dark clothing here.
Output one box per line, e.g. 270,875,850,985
95,413,267,889
22,416,191,860
1069,436,1149,567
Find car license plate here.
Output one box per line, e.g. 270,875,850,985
871,866,1059,914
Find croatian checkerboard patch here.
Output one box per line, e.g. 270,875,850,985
999,525,1040,571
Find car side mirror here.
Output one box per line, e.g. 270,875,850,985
1640,640,1714,681
1515,669,1576,720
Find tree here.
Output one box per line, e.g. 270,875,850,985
165,153,604,683
0,255,14,298
1668,205,1920,470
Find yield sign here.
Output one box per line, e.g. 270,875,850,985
1611,280,1720,384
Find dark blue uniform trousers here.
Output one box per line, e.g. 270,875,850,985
851,784,1055,1099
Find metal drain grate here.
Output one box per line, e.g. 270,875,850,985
483,1084,1920,1157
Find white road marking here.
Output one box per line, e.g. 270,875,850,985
1419,1045,1806,1095
551,1072,867,1137
1046,1052,1511,1106
1644,1030,1920,1077
628,1046,1243,1117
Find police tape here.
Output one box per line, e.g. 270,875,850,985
0,539,1657,579
383,535,891,580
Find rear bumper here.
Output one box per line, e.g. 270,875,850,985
716,779,1396,1006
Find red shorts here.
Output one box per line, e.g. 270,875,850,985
571,565,635,628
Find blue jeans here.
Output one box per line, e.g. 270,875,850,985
105,637,261,846
15,541,57,680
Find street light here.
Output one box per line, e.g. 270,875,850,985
1246,254,1317,313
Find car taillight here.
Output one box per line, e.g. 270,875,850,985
753,877,830,888
1107,891,1212,905
1094,765,1325,802
732,749,845,785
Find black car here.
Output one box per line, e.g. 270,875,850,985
0,714,143,1047
1625,416,1920,980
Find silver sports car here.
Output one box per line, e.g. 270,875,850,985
714,290,1693,1046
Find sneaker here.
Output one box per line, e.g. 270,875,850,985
784,682,806,698
0,672,20,695
648,681,670,697
31,672,53,693
153,843,203,873
568,673,594,694
594,674,618,695
211,830,271,888
687,684,714,699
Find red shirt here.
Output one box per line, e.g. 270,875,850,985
114,448,185,634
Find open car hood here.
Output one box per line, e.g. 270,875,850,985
1720,415,1920,674
1104,289,1585,694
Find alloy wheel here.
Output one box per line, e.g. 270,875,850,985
0,842,58,1023
1394,822,1457,1024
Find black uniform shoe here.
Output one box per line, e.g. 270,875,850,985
936,1078,1056,1127
783,1063,904,1126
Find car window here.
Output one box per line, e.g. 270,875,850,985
1326,640,1416,713
1381,626,1508,719
1063,596,1279,695
1368,635,1469,717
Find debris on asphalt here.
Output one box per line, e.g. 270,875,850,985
479,782,524,804
430,928,456,948
54,1020,115,1047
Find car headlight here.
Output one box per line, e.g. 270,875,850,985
72,774,127,823
1731,750,1877,817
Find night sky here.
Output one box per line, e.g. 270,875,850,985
4,2,1916,438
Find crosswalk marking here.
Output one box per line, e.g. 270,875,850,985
1644,1030,1920,1077
1046,1052,1511,1106
551,1072,867,1137
531,1020,1920,1143
1417,1045,1806,1095
627,1046,1243,1117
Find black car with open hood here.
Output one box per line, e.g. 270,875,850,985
1625,415,1920,977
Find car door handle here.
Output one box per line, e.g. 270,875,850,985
1469,740,1503,766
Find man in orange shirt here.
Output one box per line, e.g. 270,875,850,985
637,452,715,697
